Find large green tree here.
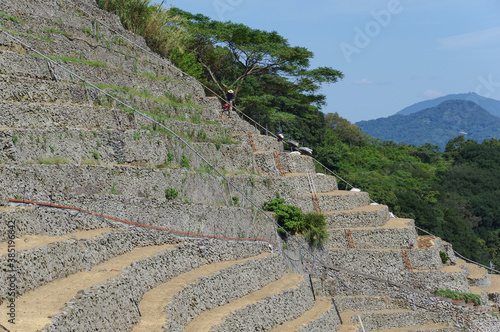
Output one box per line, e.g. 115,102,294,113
170,8,343,101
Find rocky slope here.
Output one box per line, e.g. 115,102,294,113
0,0,498,331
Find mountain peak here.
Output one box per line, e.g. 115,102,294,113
356,99,500,148
396,93,500,117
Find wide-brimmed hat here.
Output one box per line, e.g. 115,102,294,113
228,89,234,93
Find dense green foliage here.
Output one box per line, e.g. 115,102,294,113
263,198,329,248
434,289,481,306
264,198,305,235
165,188,178,200
99,0,499,269
303,212,329,249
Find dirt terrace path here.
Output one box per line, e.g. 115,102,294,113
325,204,386,214
328,218,412,231
412,264,464,273
338,309,410,332
299,190,364,198
270,297,332,332
132,252,270,332
338,322,359,332
184,273,304,332
467,262,488,279
0,228,116,255
339,309,409,323
486,274,500,293
0,206,22,212
0,244,175,331
417,235,435,249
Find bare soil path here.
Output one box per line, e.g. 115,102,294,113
0,244,175,331
0,228,115,255
269,297,332,332
184,273,303,332
132,252,270,332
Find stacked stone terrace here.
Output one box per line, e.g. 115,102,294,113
0,0,498,331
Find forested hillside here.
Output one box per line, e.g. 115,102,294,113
98,0,499,269
356,100,500,148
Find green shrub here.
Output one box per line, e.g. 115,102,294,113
165,188,178,200
434,289,481,306
0,12,21,23
164,152,174,164
263,198,329,248
180,154,191,168
303,212,329,248
263,198,305,235
439,251,449,264
97,0,202,78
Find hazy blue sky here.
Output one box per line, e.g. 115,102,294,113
154,0,500,123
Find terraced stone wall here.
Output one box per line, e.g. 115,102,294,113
43,239,274,331
0,165,338,212
326,225,418,249
164,254,287,331
0,227,175,297
298,307,342,332
210,276,315,332
0,205,109,240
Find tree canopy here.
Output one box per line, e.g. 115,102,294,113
170,8,343,100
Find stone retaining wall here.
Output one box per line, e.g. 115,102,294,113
0,165,341,210
227,173,338,205
327,225,417,249
0,71,240,132
210,276,315,332
288,191,370,212
0,50,202,101
0,101,134,130
335,295,406,312
254,152,315,175
1,0,145,51
353,310,455,331
0,0,196,90
318,242,447,276
325,205,390,228
0,100,228,132
43,239,272,331
0,71,225,125
399,269,470,293
467,270,492,289
0,128,255,172
232,133,283,153
297,306,342,332
5,194,278,244
0,227,160,297
164,254,286,331
0,205,109,241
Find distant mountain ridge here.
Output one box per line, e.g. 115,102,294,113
396,92,500,117
356,100,500,149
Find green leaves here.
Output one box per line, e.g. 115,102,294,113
263,199,328,248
